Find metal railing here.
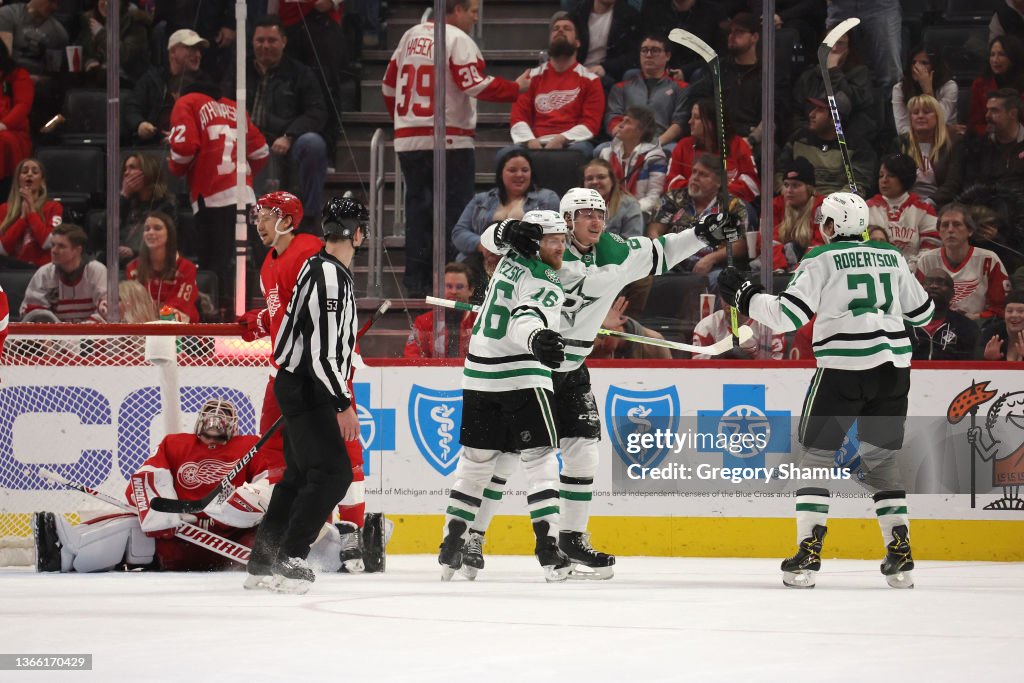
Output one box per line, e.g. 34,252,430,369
367,128,386,297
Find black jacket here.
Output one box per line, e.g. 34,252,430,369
223,56,327,143
569,0,641,82
640,0,725,77
122,67,201,144
909,311,979,361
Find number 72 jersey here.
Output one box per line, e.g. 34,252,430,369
749,240,935,370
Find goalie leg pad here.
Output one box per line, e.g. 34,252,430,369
362,512,387,573
55,513,152,573
307,523,343,573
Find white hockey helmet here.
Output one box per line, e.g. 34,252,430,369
195,398,239,442
818,191,869,241
559,187,606,224
521,209,568,235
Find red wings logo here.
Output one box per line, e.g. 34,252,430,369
265,286,281,317
951,279,979,304
535,88,580,114
178,459,236,489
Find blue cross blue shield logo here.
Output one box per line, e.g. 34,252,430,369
606,385,681,468
408,385,463,476
697,384,790,470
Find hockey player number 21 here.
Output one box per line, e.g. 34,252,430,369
847,273,893,315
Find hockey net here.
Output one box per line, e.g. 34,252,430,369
0,323,271,566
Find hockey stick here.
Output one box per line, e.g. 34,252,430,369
357,299,392,339
148,415,285,514
668,28,739,343
817,18,861,194
37,468,251,565
426,296,753,356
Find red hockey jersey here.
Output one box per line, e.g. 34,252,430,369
403,309,476,358
916,246,1010,319
666,135,759,203
126,254,201,323
0,200,63,266
866,191,939,272
510,60,605,143
167,93,269,212
0,283,8,355
260,232,323,365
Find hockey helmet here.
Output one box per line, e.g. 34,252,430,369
522,209,568,235
252,191,304,234
818,191,868,241
322,196,370,241
559,187,607,224
194,398,239,442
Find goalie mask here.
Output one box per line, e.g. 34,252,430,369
819,191,869,243
194,399,239,443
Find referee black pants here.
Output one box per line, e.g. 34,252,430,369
255,369,354,561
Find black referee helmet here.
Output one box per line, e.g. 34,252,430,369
322,197,370,241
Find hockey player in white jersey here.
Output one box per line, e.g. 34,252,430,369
460,188,736,579
439,210,571,581
718,192,935,589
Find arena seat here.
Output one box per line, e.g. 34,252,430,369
60,89,107,145
0,269,38,321
35,146,106,217
923,24,989,84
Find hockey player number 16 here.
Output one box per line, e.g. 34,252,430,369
847,272,894,316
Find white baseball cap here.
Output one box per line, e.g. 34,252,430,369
168,29,210,51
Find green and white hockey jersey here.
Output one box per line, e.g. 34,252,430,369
482,226,703,372
748,240,935,370
462,252,565,392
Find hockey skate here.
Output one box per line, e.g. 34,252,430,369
536,537,571,582
31,511,61,573
361,512,390,573
269,556,315,594
337,522,364,573
459,530,486,580
781,524,827,589
880,525,915,589
559,531,615,580
438,520,467,581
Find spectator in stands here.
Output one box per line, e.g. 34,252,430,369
961,196,1024,291
105,153,178,268
776,93,875,196
0,0,69,77
568,0,641,87
790,28,876,143
968,88,1024,193
77,0,152,86
892,48,957,138
756,157,823,273
231,15,329,223
868,225,891,243
404,262,477,359
20,223,106,323
893,94,964,207
0,41,33,190
124,29,207,146
604,33,688,152
692,295,784,360
125,211,200,323
991,1,1024,44
452,150,559,278
510,12,605,157
866,153,939,273
667,98,759,204
583,158,643,238
599,105,666,216
118,280,159,323
980,290,1024,360
826,0,902,91
916,203,1010,320
154,0,235,83
168,78,269,318
649,153,749,288
909,270,978,361
969,36,1024,138
0,158,62,268
640,1,725,79
589,295,671,360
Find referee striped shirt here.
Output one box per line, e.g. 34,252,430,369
273,249,358,411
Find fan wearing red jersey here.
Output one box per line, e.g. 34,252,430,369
167,79,269,318
31,399,279,573
0,282,8,353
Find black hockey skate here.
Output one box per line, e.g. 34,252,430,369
559,531,615,580
781,524,827,589
536,537,571,582
438,519,467,581
336,522,364,573
460,530,485,580
880,525,915,589
243,538,278,590
270,556,315,594
31,511,61,573
361,512,388,573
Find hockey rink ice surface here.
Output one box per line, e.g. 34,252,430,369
1,556,1020,681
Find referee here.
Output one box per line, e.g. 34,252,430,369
244,197,369,594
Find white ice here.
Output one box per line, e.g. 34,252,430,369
1,556,1021,682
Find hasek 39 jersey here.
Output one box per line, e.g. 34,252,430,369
750,240,935,370
463,253,564,393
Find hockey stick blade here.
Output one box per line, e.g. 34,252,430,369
820,18,860,50
667,28,716,63
149,415,285,514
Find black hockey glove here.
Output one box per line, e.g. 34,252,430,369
717,266,763,315
493,219,543,258
528,328,565,369
693,212,742,248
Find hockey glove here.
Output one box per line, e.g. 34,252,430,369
238,309,270,342
718,266,763,316
493,219,543,258
693,212,742,248
528,328,565,369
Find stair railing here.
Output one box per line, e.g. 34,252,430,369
368,127,386,296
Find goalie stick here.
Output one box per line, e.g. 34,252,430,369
668,28,739,342
148,415,284,514
37,468,251,565
817,18,861,194
425,296,753,356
